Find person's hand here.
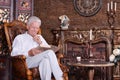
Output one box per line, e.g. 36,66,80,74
33,35,42,45
28,47,42,56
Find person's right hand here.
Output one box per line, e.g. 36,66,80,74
33,35,42,45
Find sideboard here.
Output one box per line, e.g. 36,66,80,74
52,28,120,80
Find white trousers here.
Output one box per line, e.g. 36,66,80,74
26,50,63,80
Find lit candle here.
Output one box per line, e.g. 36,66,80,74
107,3,110,12
111,1,113,10
79,34,82,39
90,29,92,40
114,2,117,11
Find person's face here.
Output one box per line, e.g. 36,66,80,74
27,22,40,37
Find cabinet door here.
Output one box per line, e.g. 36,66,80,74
0,0,13,22
14,0,34,23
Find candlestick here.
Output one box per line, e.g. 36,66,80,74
90,29,92,40
79,34,82,39
114,2,117,11
107,1,117,28
107,3,109,12
111,1,113,10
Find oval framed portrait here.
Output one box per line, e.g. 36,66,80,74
74,0,102,17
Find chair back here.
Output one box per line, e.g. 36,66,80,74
4,20,41,52
4,20,27,52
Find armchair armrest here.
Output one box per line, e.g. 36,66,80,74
11,55,32,80
56,53,69,80
56,53,69,72
11,55,26,59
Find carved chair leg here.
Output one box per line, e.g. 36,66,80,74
27,69,33,80
57,53,69,80
63,72,69,80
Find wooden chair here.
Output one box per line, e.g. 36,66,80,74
4,20,68,80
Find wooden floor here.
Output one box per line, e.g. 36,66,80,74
68,72,115,80
10,74,120,80
68,75,120,80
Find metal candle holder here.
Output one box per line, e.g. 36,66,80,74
107,1,116,28
107,1,117,49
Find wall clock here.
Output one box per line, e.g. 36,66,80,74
74,0,102,17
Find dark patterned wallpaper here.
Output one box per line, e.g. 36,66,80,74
34,0,120,44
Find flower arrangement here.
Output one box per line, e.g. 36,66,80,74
109,48,120,65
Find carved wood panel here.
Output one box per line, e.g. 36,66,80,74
52,29,112,80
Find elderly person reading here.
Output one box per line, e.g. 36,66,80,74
11,16,63,80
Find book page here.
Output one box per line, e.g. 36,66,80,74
40,44,51,48
37,45,60,52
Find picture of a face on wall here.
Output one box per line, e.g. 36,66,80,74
21,1,29,8
0,0,10,6
0,0,8,2
19,0,31,10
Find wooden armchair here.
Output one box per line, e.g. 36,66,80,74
4,20,68,80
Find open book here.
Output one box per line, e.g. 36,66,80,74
37,45,60,52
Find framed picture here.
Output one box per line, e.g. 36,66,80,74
15,0,33,23
0,0,11,6
17,0,32,11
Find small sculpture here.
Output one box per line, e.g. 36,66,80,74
59,15,70,30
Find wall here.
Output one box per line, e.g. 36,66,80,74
34,0,120,44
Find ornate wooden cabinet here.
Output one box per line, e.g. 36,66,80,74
52,28,119,80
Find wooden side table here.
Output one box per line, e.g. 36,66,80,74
68,61,114,80
113,62,120,80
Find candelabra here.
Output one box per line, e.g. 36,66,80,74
107,1,116,28
107,1,117,50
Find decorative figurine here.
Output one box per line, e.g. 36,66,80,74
59,15,70,30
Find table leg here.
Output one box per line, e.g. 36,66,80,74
88,68,94,80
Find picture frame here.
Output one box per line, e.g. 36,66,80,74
17,0,32,11
0,0,11,6
15,0,33,22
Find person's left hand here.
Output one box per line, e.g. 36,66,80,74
28,47,42,56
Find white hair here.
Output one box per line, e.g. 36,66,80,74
27,16,41,27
